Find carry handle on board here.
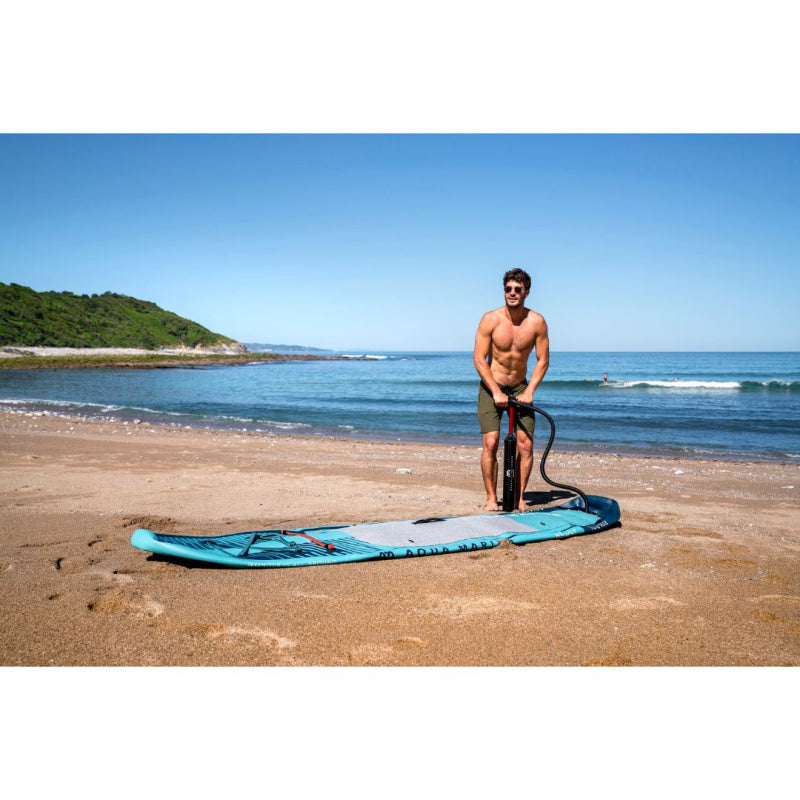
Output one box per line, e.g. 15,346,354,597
502,398,589,514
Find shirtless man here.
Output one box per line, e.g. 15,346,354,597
473,268,550,511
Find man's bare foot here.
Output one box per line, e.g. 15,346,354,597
516,502,529,512
484,499,499,512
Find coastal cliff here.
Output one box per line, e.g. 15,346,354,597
1,282,243,351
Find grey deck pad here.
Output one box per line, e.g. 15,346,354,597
338,514,537,547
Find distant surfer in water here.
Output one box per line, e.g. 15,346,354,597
473,268,550,511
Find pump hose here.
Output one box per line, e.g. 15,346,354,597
507,397,590,513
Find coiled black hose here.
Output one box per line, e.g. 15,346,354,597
507,397,590,513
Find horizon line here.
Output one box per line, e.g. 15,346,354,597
246,346,800,355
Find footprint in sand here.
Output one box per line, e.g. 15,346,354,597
751,609,796,627
88,568,135,584
348,643,396,665
121,515,179,532
713,557,757,570
670,527,724,540
419,594,540,618
747,595,800,629
205,624,297,652
610,596,685,611
396,636,427,647
55,556,99,573
86,587,164,619
585,646,635,667
747,594,800,604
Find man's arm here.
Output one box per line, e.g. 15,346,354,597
517,319,549,404
473,313,509,407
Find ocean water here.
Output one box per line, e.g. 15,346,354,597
1,351,799,461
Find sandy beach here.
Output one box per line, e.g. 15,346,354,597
1,409,798,666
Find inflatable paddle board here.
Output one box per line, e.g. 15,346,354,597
130,494,620,568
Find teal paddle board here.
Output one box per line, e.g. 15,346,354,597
130,494,620,568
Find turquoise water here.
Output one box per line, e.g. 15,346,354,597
1,351,799,461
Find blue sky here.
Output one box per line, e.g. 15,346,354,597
1,134,798,351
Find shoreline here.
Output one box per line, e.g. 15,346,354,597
0,404,797,465
3,348,797,462
0,346,339,369
1,410,799,666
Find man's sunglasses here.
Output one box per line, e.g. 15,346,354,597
504,285,524,294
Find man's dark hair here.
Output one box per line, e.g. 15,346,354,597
503,268,531,292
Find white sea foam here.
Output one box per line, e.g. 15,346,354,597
261,420,312,430
0,397,97,408
0,397,127,413
0,398,192,420
615,380,741,390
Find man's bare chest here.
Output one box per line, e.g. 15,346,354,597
491,319,536,354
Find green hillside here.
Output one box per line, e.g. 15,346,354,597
0,283,238,349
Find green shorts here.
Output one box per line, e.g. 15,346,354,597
477,381,535,435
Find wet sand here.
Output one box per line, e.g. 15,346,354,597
1,410,798,666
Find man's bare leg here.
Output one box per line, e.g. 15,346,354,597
480,431,500,511
515,428,534,510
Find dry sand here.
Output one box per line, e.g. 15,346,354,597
1,409,799,666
